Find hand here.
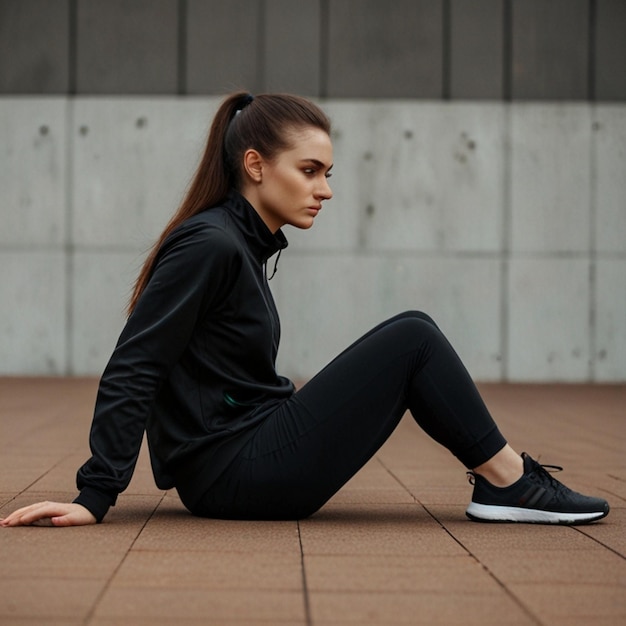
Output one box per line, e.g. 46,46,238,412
0,501,97,527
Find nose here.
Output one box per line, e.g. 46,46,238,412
316,177,333,201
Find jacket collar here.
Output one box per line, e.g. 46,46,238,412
224,190,288,263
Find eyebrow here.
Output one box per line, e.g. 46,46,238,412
300,158,333,171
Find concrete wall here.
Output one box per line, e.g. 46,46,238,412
1,0,625,101
1,1,625,380
1,97,624,382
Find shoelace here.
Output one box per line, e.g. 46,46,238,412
466,459,566,490
526,459,570,497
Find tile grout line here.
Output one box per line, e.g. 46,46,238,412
4,450,78,509
375,456,543,626
64,97,75,376
296,520,313,626
573,525,626,561
83,492,168,625
500,103,512,381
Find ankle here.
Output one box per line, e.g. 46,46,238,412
472,445,524,488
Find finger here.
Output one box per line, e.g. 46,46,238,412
2,502,66,527
50,514,77,527
0,502,46,524
19,504,69,525
0,504,44,526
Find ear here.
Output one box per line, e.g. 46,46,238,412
242,149,264,183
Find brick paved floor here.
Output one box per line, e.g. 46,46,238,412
0,378,624,625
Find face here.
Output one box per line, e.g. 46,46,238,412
242,126,333,233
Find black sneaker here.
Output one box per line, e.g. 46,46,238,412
465,452,610,524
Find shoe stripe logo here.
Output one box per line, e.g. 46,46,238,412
520,485,551,509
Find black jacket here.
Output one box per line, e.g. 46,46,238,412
74,191,294,521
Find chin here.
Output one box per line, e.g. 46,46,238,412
291,220,315,230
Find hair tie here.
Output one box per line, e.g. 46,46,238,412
235,94,254,116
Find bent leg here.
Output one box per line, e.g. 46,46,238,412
193,312,506,519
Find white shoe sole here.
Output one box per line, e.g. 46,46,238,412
466,502,607,524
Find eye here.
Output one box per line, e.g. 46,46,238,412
325,171,332,179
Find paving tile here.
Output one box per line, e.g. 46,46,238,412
436,510,606,552
0,579,104,619
0,455,61,492
132,502,301,553
509,582,626,623
91,621,305,626
308,590,533,625
111,551,302,591
0,493,14,507
0,615,85,626
1,379,624,625
471,547,625,585
408,486,471,507
390,464,473,490
575,506,626,557
305,554,499,593
0,539,125,580
0,493,163,566
300,504,465,556
92,588,305,622
530,618,626,626
13,453,89,493
25,447,163,496
339,460,404,489
327,488,415,505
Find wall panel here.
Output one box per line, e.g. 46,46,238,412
595,0,626,101
0,2,625,101
1,97,625,382
186,0,261,95
511,0,589,100
264,0,321,95
593,106,626,253
76,0,178,94
0,0,70,93
449,0,503,99
0,251,66,375
594,259,626,381
510,105,591,253
0,98,67,246
508,258,591,382
72,98,217,249
275,255,503,381
71,251,137,374
326,0,443,98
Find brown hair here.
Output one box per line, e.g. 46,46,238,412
127,92,331,315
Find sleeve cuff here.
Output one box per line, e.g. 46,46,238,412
73,487,117,523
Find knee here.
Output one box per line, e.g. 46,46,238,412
396,313,452,358
395,310,440,330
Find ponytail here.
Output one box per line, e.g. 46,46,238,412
127,91,331,315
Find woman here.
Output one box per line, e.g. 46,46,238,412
1,92,609,527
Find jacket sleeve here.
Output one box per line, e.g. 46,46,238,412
73,222,240,522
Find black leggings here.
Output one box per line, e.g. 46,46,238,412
181,311,506,520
